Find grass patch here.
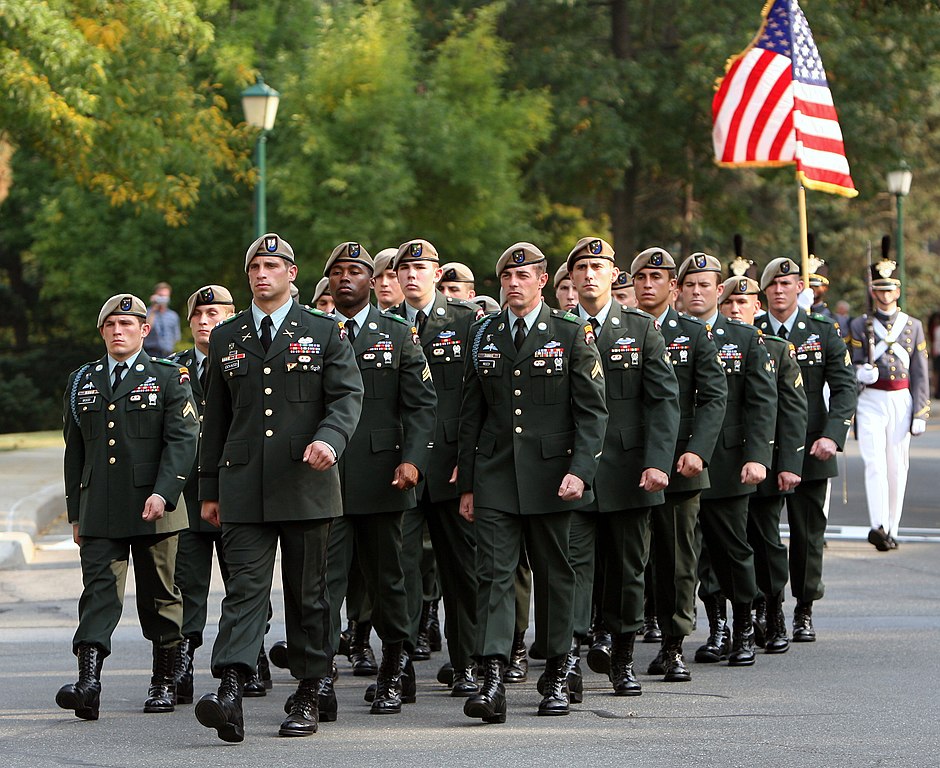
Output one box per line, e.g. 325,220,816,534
0,431,64,451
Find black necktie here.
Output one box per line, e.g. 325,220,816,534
514,318,526,351
112,362,127,389
589,316,600,334
778,325,788,340
260,315,273,351
415,310,427,336
199,359,207,390
346,319,357,344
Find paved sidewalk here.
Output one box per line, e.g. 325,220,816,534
0,445,65,567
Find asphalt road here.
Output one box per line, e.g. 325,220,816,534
2,529,939,768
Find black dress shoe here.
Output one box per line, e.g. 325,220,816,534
450,666,479,697
868,527,890,552
464,658,506,723
56,643,103,721
195,667,245,743
143,645,177,713
279,679,318,736
887,535,900,550
792,601,816,642
437,662,454,686
268,640,289,669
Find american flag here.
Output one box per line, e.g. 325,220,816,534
712,0,857,198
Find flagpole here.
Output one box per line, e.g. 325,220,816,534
797,177,810,283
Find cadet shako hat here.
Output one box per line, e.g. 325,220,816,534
566,237,615,272
393,239,439,270
186,284,235,319
719,276,761,304
323,241,374,277
311,277,331,303
613,271,633,288
677,252,723,283
870,235,900,290
97,294,148,328
808,255,830,288
245,232,295,272
373,248,399,274
495,242,547,277
553,263,571,289
440,262,475,284
759,257,802,291
473,295,500,314
630,247,676,277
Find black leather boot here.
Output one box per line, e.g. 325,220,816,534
538,655,570,716
349,622,378,676
503,630,528,683
174,638,196,705
450,664,479,697
56,643,103,721
646,641,666,675
279,678,319,736
413,602,432,661
537,638,582,704
371,642,405,714
464,657,506,723
401,650,417,703
243,646,271,697
195,666,245,743
752,593,768,649
586,615,612,675
793,600,816,642
426,599,442,651
437,661,454,686
609,632,642,696
268,640,289,669
728,603,757,666
318,675,338,722
764,592,790,653
338,619,356,658
662,635,691,682
695,593,730,663
143,645,177,713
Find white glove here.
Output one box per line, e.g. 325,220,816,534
856,364,879,386
912,418,927,436
797,287,815,310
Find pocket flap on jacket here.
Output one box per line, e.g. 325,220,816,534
133,462,159,488
371,428,404,453
620,427,644,451
219,440,250,467
722,424,745,448
443,418,460,444
541,431,575,459
476,432,497,457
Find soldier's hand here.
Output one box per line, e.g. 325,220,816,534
639,468,669,492
201,501,221,528
740,462,767,485
459,492,475,522
810,437,838,461
676,452,704,478
142,494,166,522
392,463,420,490
777,471,801,492
448,466,458,484
72,524,81,547
558,474,585,501
304,440,337,471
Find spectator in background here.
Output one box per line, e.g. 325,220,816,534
834,300,851,338
929,312,940,399
144,282,181,358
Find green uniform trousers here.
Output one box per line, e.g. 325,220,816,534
175,529,227,648
343,540,371,625
597,508,651,635
650,492,700,637
402,497,477,668
568,511,596,638
212,520,332,680
327,511,410,651
74,533,182,655
696,520,722,600
515,543,532,634
698,495,758,605
473,508,574,662
420,522,441,602
785,479,828,603
747,495,790,598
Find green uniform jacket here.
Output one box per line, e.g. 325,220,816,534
64,353,199,538
659,307,728,494
701,315,777,500
391,292,480,502
338,305,437,514
457,303,608,514
756,309,856,481
586,304,680,511
756,335,808,497
198,302,364,522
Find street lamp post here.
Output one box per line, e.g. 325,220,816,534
241,76,281,238
886,161,913,306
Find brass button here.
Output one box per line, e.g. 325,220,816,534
109,457,116,464
141,404,147,409
108,404,115,411
108,421,115,429
264,387,272,395
514,409,522,416
109,439,115,446
264,367,271,374
514,426,523,434
514,389,521,396
225,460,231,467
514,369,521,377
82,406,88,412
566,449,572,455
265,409,273,416
265,429,274,437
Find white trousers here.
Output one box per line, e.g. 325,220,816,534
857,387,912,537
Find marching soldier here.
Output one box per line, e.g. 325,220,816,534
566,237,679,698
58,294,199,720
678,253,776,667
757,257,856,641
390,239,483,696
458,242,608,722
194,233,363,741
719,267,807,653
847,249,929,550
322,241,437,715
631,248,727,679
